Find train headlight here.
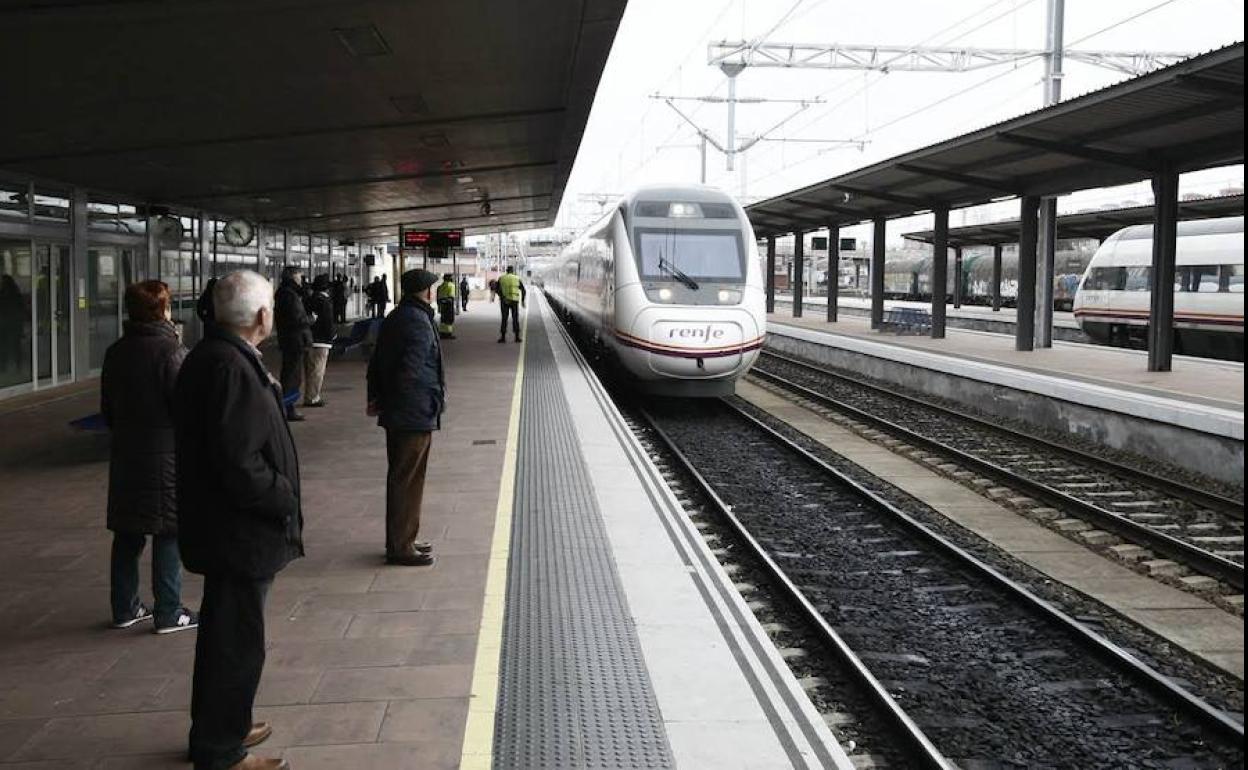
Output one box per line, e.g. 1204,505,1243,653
668,202,702,218
717,289,741,304
657,288,673,301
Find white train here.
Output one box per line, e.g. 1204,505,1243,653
1073,216,1244,361
542,185,766,396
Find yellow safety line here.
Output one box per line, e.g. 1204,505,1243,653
459,305,529,770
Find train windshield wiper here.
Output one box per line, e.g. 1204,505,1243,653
658,257,699,291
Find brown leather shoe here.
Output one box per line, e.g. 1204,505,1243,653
227,754,289,770
244,722,273,748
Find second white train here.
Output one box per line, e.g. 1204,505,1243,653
542,185,766,396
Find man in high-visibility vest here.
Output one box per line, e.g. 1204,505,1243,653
495,266,526,343
436,274,457,339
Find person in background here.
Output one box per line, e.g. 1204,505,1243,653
459,275,470,312
274,267,312,422
101,280,198,634
196,277,219,325
377,274,391,317
176,270,303,770
303,274,335,408
364,278,378,319
367,269,444,567
331,274,348,324
496,265,526,343
487,277,498,303
436,273,457,340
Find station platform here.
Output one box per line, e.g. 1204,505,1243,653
773,293,1086,339
0,298,848,769
763,310,1244,486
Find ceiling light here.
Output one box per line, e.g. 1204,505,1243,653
457,176,474,184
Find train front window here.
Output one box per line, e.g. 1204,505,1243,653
635,230,745,284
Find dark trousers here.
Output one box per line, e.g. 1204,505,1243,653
460,294,469,312
189,573,272,770
278,345,304,413
385,430,432,556
110,532,182,625
333,301,347,324
499,300,520,339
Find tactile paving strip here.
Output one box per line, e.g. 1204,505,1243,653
493,313,675,770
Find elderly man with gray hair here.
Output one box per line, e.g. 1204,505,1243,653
175,270,304,770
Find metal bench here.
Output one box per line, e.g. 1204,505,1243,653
883,307,932,335
331,318,379,358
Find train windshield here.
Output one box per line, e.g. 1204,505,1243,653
635,230,745,284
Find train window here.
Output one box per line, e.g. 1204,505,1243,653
1123,266,1151,292
1225,265,1244,294
1084,266,1125,291
1176,264,1223,292
635,229,745,282
0,183,27,220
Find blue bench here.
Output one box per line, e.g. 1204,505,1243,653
73,390,301,432
883,307,932,335
331,319,378,358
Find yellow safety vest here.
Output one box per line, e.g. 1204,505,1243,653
498,273,522,303
437,281,456,299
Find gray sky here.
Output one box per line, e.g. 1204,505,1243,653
492,0,1245,246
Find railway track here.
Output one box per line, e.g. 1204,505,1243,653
636,398,1244,768
750,350,1245,594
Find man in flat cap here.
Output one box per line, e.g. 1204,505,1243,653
366,269,444,566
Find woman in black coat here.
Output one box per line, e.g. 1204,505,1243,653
100,280,197,634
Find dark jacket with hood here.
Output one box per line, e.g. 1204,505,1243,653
307,282,336,344
274,278,312,351
101,320,187,535
174,323,305,578
367,295,445,432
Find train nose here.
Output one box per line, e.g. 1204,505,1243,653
631,311,762,378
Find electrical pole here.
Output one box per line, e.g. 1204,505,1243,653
1036,0,1064,348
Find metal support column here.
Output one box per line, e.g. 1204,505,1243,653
931,206,948,338
870,218,886,330
1016,197,1039,351
1036,197,1057,346
952,246,963,309
991,243,1003,311
792,232,805,318
826,223,840,322
765,235,776,314
1148,166,1179,372
256,224,267,279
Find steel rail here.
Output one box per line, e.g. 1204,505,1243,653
636,408,956,770
750,356,1245,592
759,349,1244,518
704,398,1245,743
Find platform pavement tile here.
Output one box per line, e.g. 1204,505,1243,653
1062,576,1215,611
0,719,45,762
1117,608,1245,656
0,760,94,769
251,701,387,747
345,609,481,640
264,608,355,642
91,753,199,769
263,637,420,672
278,739,460,770
377,697,469,744
418,587,489,612
663,719,799,770
0,648,127,683
45,675,179,718
965,525,1082,552
1020,548,1158,579
404,634,479,668
254,572,378,597
9,710,187,762
1197,651,1245,679
293,589,431,614
310,663,473,703
367,553,488,592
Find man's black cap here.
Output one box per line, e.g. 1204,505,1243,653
401,269,439,294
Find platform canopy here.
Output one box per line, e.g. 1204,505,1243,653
748,42,1244,237
902,193,1245,248
0,0,626,238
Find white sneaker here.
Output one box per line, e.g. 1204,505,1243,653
155,608,199,635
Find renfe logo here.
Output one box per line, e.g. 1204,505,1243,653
668,324,726,340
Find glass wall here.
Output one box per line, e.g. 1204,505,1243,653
0,239,33,390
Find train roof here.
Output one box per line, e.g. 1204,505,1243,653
1108,215,1244,242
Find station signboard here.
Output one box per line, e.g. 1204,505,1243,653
401,228,464,249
